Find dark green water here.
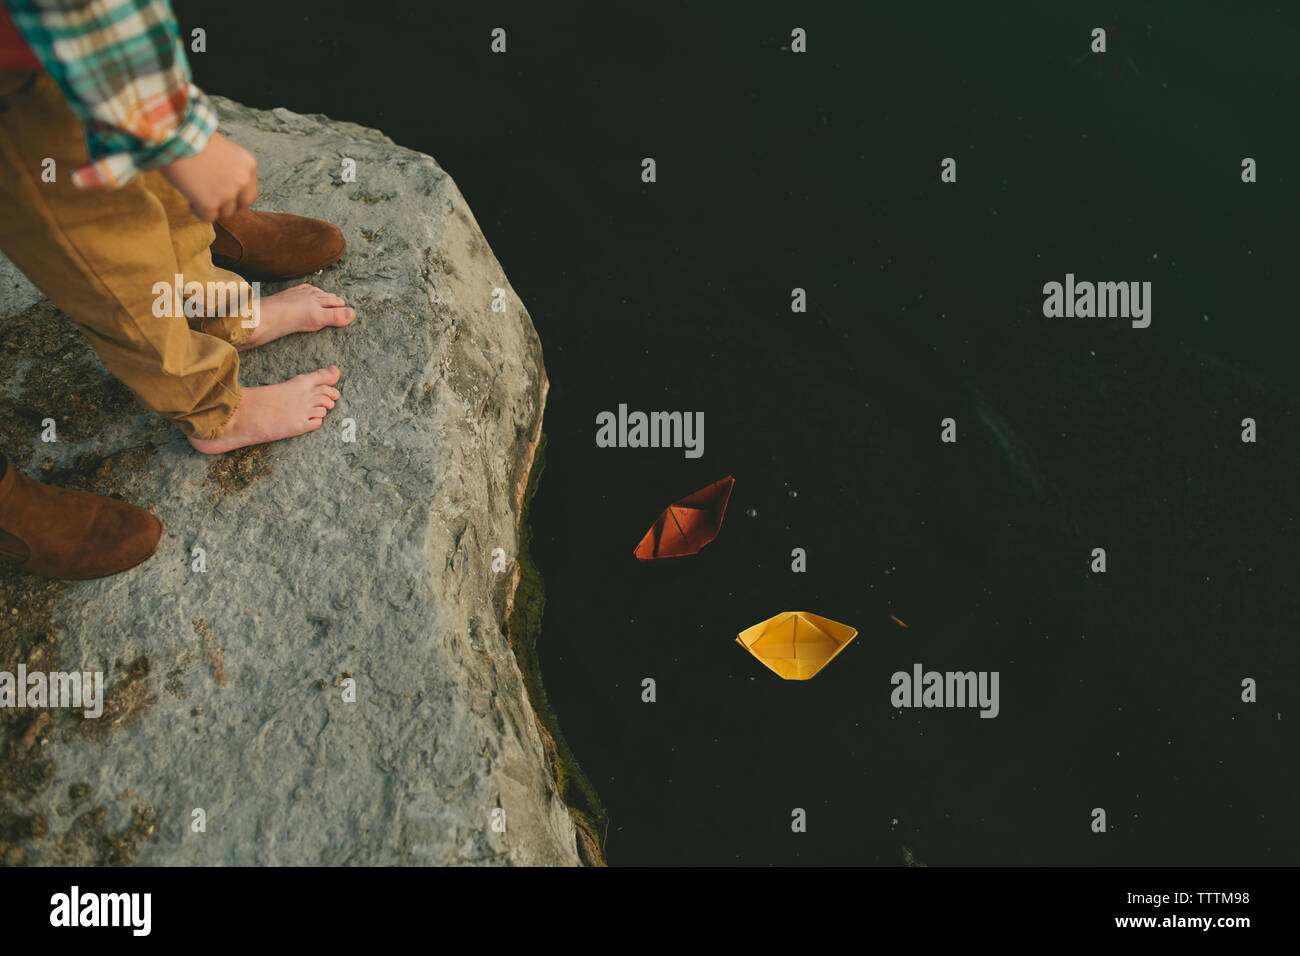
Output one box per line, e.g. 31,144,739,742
186,0,1299,865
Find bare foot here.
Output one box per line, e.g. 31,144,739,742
239,283,356,350
188,366,341,454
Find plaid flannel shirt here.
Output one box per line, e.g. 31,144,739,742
5,0,216,188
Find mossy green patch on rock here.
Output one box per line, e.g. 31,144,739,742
0,569,65,694
0,301,139,467
57,802,159,867
504,433,608,866
80,656,155,742
205,444,272,499
40,443,160,502
0,565,65,809
0,806,47,865
0,569,81,867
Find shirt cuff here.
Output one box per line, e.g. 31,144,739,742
71,85,218,190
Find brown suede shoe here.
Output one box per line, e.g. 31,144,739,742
211,208,347,281
0,456,162,580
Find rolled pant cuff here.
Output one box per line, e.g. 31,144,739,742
184,386,243,441
196,311,256,348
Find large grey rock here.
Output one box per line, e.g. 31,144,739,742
0,98,578,865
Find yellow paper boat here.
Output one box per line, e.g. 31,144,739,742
736,611,857,680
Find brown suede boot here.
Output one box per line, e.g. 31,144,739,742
0,456,162,580
210,208,347,281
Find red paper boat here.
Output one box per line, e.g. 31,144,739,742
634,476,735,561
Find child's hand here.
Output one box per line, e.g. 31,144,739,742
161,132,259,223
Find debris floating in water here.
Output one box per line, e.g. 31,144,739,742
745,507,758,518
633,476,734,560
890,615,909,629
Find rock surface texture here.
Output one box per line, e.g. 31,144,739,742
0,97,579,865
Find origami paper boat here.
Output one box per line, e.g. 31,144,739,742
633,476,735,561
736,611,858,680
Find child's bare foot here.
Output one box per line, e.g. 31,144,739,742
188,367,341,454
239,283,355,350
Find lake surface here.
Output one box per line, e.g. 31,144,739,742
186,0,1299,865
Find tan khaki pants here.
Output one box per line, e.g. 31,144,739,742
0,69,251,440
